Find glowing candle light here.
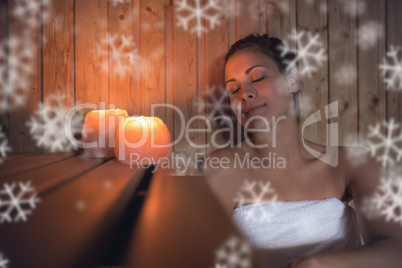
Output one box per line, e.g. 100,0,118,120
115,116,171,165
82,109,129,158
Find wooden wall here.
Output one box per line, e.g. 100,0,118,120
0,0,401,159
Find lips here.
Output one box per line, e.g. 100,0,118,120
244,104,266,116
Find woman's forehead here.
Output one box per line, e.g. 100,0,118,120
225,49,278,76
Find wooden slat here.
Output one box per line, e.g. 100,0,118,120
42,0,74,106
265,0,297,43
205,0,231,155
165,0,175,154
0,153,75,179
138,0,166,118
236,0,260,39
172,0,198,158
0,154,106,194
0,153,32,162
0,0,9,128
297,0,329,145
357,0,386,144
0,160,145,268
108,0,136,115
75,0,109,107
123,169,240,268
386,0,402,122
7,0,42,152
328,0,358,145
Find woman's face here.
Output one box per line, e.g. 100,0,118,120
224,49,295,130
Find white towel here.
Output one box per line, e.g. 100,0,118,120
232,198,361,267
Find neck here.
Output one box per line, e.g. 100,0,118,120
248,115,305,167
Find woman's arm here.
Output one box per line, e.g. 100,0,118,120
291,148,402,268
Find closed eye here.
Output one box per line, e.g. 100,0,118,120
230,88,240,95
252,77,265,82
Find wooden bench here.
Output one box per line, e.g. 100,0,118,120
0,153,242,268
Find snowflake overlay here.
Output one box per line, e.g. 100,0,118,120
0,129,11,164
365,119,402,167
1,0,52,111
362,170,402,225
279,30,327,77
345,146,370,166
337,0,366,17
213,235,252,268
334,65,357,86
233,180,278,223
196,86,237,129
27,94,85,152
357,21,384,51
98,33,140,74
0,37,34,111
379,46,402,91
175,0,222,37
0,181,40,223
109,0,128,6
0,253,8,268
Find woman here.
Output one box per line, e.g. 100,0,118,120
201,34,402,267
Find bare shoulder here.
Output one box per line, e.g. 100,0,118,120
337,145,383,197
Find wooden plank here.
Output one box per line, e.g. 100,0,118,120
386,0,402,122
357,0,386,144
123,169,240,268
297,0,329,145
205,0,231,155
236,0,260,39
0,152,32,162
0,0,9,129
172,0,199,158
165,0,175,154
265,0,297,43
75,0,109,107
328,0,358,145
0,160,145,268
42,0,75,153
7,0,42,152
138,0,166,119
108,0,136,115
42,0,74,106
0,154,106,194
0,153,75,179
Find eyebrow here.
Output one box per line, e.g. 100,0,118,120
225,65,262,85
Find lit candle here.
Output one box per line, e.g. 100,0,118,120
82,109,129,158
115,116,171,165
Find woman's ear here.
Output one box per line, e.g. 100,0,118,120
287,68,302,93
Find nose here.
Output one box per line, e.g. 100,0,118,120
242,85,257,101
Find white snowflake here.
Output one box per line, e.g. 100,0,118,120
0,37,35,111
175,0,222,37
379,46,402,91
345,146,370,166
0,254,9,268
10,0,52,30
0,181,40,223
362,170,402,225
0,129,12,164
97,33,140,74
214,235,252,268
334,65,357,86
337,0,366,17
279,30,327,77
365,119,402,167
26,94,85,152
109,0,128,6
357,21,384,51
233,180,278,222
196,86,237,129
